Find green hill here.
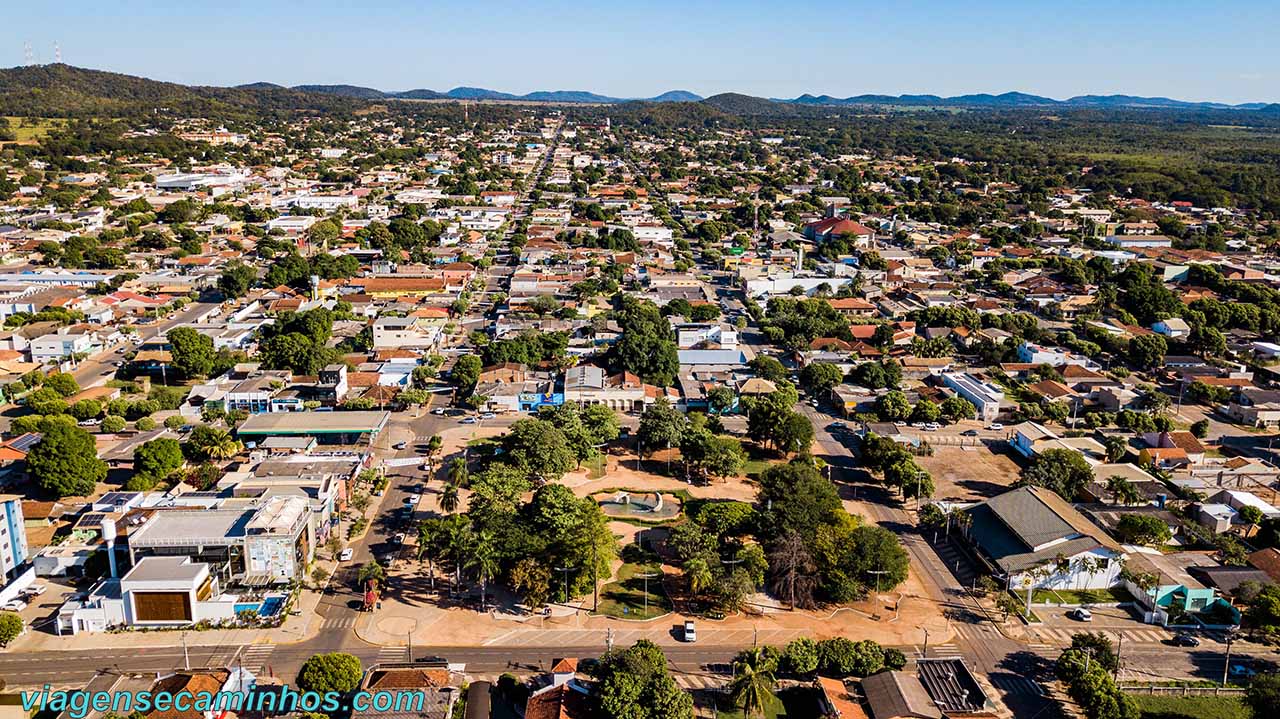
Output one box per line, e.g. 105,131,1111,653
0,64,361,117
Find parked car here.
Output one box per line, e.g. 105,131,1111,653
683,620,697,642
77,419,100,427
3,599,27,612
461,417,478,424
961,429,979,436
987,423,1004,431
339,549,354,562
923,422,941,431
393,533,406,544
432,408,446,415
480,412,496,420
1170,633,1200,647
393,441,407,450
1067,608,1093,622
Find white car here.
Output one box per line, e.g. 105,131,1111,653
339,549,354,562
432,408,446,415
683,620,697,642
461,417,478,424
987,423,1004,431
1068,608,1093,622
3,599,27,612
393,533,406,544
480,412,496,420
923,422,941,431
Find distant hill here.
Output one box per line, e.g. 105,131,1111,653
702,93,791,115
782,91,1272,110
293,84,387,99
523,90,617,103
445,87,518,101
393,88,446,100
1,64,1272,117
0,64,362,116
649,90,703,102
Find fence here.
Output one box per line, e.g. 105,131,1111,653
1120,685,1247,697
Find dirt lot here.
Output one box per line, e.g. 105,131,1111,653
917,443,1023,502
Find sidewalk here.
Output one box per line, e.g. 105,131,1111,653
10,590,328,651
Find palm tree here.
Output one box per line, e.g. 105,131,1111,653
439,482,460,515
199,427,242,460
417,521,441,590
446,457,469,488
443,517,473,594
466,531,500,611
1106,475,1142,506
683,556,714,598
729,657,776,718
357,561,385,587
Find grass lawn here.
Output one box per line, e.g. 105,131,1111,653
1031,587,1134,605
584,454,607,480
2,116,64,143
596,563,669,620
1131,694,1249,719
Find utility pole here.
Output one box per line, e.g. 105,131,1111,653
182,631,190,670
1222,629,1236,687
922,627,930,658
592,533,599,613
407,631,413,663
1114,631,1122,679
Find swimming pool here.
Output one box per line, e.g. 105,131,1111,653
233,595,284,617
260,596,283,616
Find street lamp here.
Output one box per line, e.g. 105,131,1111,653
868,570,888,598
555,566,575,605
635,570,660,617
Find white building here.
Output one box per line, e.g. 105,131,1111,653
0,495,27,579
372,317,442,350
1106,235,1173,249
942,372,1005,423
55,556,240,635
266,215,318,235
30,330,97,362
272,194,359,211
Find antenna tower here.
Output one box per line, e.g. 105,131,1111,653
23,42,32,65
54,42,61,63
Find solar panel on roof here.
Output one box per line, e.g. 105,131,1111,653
78,513,106,527
9,433,42,452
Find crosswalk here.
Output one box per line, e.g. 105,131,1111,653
1030,626,1166,645
989,673,1047,697
322,614,358,630
376,646,409,664
463,671,723,691
920,643,964,659
205,647,240,669
672,674,725,690
240,644,275,673
953,623,1001,642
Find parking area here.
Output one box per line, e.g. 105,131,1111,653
6,577,83,636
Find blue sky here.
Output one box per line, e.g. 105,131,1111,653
4,0,1277,103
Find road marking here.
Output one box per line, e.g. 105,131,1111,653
377,647,408,663
239,645,275,672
